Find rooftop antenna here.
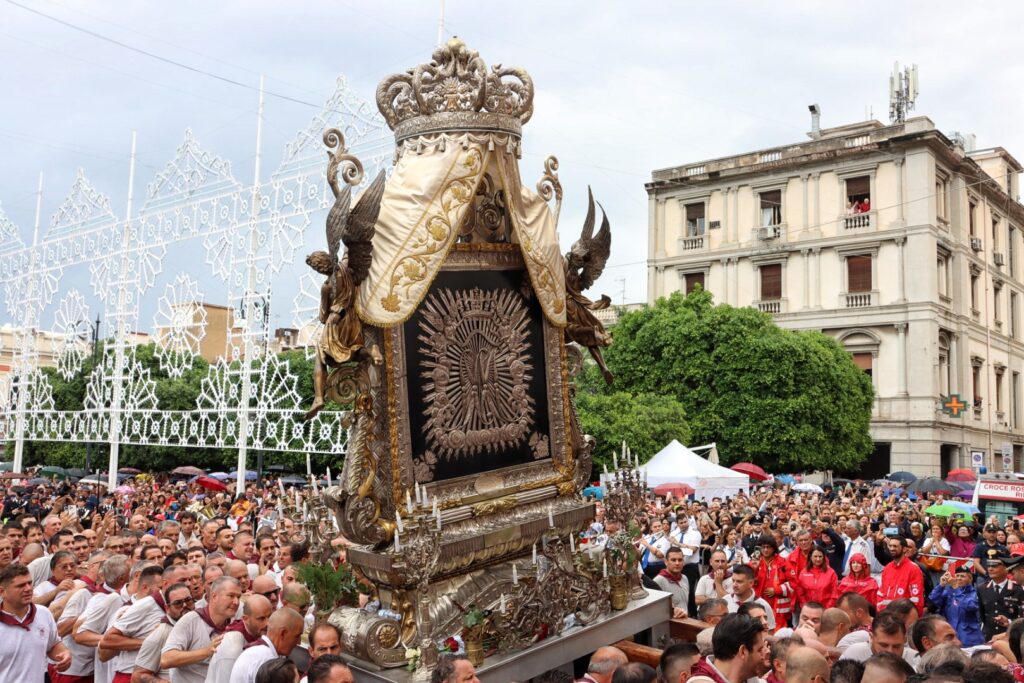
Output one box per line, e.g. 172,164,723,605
616,278,626,305
889,62,919,124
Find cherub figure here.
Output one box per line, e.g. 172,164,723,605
564,187,613,384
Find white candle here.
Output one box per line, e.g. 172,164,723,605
548,507,555,528
406,489,413,515
613,453,618,470
512,563,519,585
603,558,608,578
435,509,442,531
395,511,404,533
603,463,608,475
306,452,312,478
500,593,507,614
432,497,438,517
532,543,537,565
326,467,332,487
312,474,319,494
422,489,429,510
415,482,421,506
294,489,300,509
569,534,576,553
303,502,308,517
394,529,401,553
278,478,286,497
621,440,626,461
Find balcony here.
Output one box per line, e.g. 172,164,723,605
843,211,874,230
679,236,705,251
844,291,875,308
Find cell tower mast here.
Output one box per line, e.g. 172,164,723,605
889,61,919,124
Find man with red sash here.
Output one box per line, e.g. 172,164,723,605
228,607,305,683
0,563,72,683
206,594,273,683
160,576,241,683
74,554,132,683
653,547,690,618
754,537,797,630
56,549,111,683
103,566,190,683
130,583,195,683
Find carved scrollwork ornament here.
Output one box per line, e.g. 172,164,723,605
323,127,365,197
537,155,563,206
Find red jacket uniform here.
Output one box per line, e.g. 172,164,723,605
755,554,798,629
795,565,839,608
878,556,924,614
837,553,879,607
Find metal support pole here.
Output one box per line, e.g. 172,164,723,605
12,172,43,475
85,314,100,473
237,76,266,497
108,132,138,490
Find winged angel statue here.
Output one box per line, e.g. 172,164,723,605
304,129,386,420
565,188,614,384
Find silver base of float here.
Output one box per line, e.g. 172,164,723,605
341,590,671,683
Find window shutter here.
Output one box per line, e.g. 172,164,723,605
847,255,872,293
852,353,873,371
760,264,782,300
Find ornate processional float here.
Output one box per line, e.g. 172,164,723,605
307,39,670,681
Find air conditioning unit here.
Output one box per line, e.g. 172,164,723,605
757,226,780,241
709,220,721,230
971,237,983,252
995,253,1006,266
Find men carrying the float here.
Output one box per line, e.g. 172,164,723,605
74,554,132,683
654,547,690,619
131,582,195,683
228,607,305,683
207,594,273,683
58,549,110,683
161,576,241,683
0,563,72,683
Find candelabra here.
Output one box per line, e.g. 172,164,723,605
603,459,650,601
392,509,442,682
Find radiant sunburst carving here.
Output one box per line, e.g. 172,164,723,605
418,286,534,460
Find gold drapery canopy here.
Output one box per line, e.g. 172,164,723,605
354,136,566,327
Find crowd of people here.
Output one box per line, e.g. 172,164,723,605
2,473,1023,683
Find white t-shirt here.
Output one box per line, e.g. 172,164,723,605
839,641,918,668
725,593,777,630
78,591,125,683
135,622,174,681
162,610,220,683
59,588,95,677
695,574,734,603
837,629,870,649
110,594,167,673
0,602,60,683
207,631,247,683
228,635,280,683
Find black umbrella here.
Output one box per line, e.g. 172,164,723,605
279,475,307,486
887,471,917,484
66,468,88,478
832,478,855,487
907,476,954,494
266,464,293,473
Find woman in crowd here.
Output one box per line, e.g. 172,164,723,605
836,552,878,607
794,546,838,609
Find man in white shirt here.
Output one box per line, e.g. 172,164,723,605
74,555,132,683
161,576,241,683
131,582,195,683
724,565,776,630
674,517,704,617
207,594,274,683
695,550,734,606
839,612,918,668
0,563,72,683
229,607,305,683
58,550,111,682
33,550,80,607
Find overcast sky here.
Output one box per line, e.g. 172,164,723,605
2,0,1024,335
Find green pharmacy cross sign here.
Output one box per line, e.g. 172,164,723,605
941,394,967,418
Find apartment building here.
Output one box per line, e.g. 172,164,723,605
646,115,1024,477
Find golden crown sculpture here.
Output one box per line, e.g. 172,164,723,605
375,37,534,143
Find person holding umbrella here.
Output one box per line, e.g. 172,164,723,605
929,565,983,646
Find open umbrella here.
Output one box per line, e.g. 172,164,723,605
280,474,307,487
225,470,258,481
793,482,824,494
775,474,798,485
955,490,974,499
114,485,135,495
831,478,855,487
946,469,977,483
653,482,695,498
907,477,954,495
730,462,769,481
27,477,51,486
76,474,110,486
207,472,229,480
925,503,963,517
946,500,980,515
0,471,28,480
195,476,228,492
887,471,917,484
266,464,292,473
66,468,88,478
38,466,69,479
118,467,142,475
171,466,204,477
0,462,12,472
582,485,605,500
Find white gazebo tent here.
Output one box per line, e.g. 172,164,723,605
643,439,749,500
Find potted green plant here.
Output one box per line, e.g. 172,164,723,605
462,604,488,667
294,560,360,620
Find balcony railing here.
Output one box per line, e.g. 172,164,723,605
844,211,874,230
679,236,705,251
756,299,783,314
845,292,875,308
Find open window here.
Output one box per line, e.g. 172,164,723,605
685,202,705,237
845,176,871,214
759,190,782,227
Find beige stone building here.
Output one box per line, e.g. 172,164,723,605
646,115,1024,477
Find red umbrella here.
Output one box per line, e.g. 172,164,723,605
195,475,228,492
653,482,695,498
946,469,977,483
0,471,28,480
118,467,142,475
730,462,769,481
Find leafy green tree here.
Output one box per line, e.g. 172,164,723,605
601,288,874,472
